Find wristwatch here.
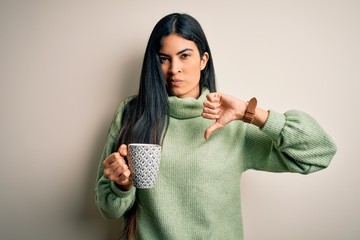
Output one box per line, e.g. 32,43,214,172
242,97,257,123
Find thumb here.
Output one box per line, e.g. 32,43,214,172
204,121,224,140
118,144,128,157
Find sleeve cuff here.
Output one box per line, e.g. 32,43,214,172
110,181,136,198
260,110,286,141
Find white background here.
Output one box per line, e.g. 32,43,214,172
1,1,359,239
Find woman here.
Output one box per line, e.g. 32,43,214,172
95,13,336,239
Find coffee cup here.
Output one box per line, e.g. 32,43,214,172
127,143,161,189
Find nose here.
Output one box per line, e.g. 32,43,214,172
169,59,181,74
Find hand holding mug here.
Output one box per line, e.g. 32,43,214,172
102,144,133,191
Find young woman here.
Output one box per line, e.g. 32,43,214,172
95,13,336,239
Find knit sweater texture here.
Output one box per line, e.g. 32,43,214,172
95,88,336,240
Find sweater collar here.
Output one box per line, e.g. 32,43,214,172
168,88,210,119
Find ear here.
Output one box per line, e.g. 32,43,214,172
200,52,209,70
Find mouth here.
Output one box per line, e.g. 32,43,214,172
167,78,183,87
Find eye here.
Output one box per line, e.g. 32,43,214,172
159,55,169,63
181,53,191,59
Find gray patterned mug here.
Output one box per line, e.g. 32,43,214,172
128,144,161,189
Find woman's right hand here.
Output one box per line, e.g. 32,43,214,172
103,144,133,191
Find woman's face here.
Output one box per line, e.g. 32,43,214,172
159,34,209,99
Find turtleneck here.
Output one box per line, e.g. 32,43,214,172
168,88,210,119
97,84,337,240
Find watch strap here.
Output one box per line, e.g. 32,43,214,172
243,97,257,123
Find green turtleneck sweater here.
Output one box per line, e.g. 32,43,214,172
95,88,336,239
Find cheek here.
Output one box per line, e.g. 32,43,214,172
161,65,168,78
190,63,202,78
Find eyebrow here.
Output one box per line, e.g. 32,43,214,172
158,48,193,57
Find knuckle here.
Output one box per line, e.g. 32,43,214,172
121,164,129,174
108,174,115,181
103,169,109,176
115,165,124,174
118,156,126,163
114,166,123,176
123,170,131,178
113,152,121,159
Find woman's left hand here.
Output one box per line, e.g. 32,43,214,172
202,92,247,140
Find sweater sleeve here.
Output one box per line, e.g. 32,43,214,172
243,110,337,174
95,98,136,219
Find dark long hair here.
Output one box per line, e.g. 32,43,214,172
117,13,216,239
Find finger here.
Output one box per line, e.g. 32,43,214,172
118,169,131,182
104,162,125,180
202,112,220,120
103,159,120,177
203,100,221,110
204,121,224,140
203,105,221,115
103,154,126,174
107,173,121,182
117,178,132,187
112,160,129,176
118,144,128,157
102,152,121,167
103,164,116,178
206,92,221,102
115,169,132,186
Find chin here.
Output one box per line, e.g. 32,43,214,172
167,88,181,97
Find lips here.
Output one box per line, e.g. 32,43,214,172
169,79,183,86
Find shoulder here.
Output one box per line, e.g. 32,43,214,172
114,95,137,115
110,95,137,126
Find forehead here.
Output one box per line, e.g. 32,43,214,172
160,34,198,53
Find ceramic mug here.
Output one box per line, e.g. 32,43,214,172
127,143,161,188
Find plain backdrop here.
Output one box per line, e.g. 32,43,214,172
1,1,359,239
